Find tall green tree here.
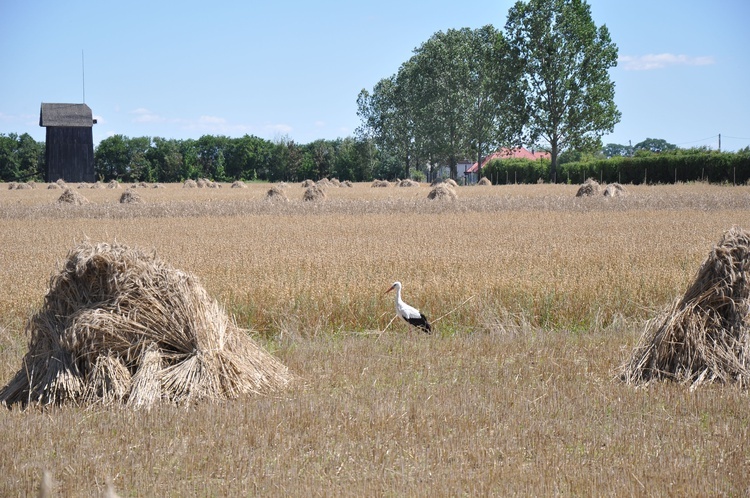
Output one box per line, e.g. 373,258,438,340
411,26,524,178
270,137,303,182
506,0,621,182
465,26,526,176
147,137,184,182
410,28,474,179
95,135,152,181
0,133,44,181
602,142,633,158
634,138,677,154
359,26,523,180
357,66,420,179
195,135,229,180
0,133,23,181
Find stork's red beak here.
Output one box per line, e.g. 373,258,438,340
383,284,395,295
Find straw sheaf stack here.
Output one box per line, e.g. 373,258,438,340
427,183,457,200
575,178,600,197
57,188,90,205
398,179,420,187
621,226,750,388
303,185,326,201
603,182,627,197
478,177,492,186
0,241,291,407
119,189,142,203
266,186,289,202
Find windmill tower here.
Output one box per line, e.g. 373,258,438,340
39,103,97,182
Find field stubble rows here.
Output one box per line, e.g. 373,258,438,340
0,181,749,495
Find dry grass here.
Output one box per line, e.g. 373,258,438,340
1,182,749,495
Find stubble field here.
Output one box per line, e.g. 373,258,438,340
0,180,749,496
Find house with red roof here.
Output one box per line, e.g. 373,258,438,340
464,147,550,183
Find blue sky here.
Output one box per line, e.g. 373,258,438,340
2,0,749,151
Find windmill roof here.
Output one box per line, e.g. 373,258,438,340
39,103,95,127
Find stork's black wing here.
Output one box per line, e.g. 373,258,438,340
404,313,431,334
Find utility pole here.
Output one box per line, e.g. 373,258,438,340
718,133,721,152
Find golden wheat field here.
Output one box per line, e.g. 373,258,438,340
1,180,749,496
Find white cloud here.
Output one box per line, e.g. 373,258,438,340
198,115,227,125
0,111,36,125
264,123,293,135
619,53,715,71
314,120,326,128
129,108,164,123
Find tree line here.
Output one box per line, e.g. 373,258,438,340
92,134,385,183
0,133,399,184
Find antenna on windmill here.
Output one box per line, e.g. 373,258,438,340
81,49,86,103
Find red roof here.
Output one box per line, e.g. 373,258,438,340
466,147,550,173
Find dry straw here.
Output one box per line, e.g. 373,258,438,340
398,179,420,187
576,178,600,197
303,185,326,201
107,180,120,189
119,189,141,204
57,188,89,205
196,178,220,188
371,180,390,188
266,186,289,202
301,179,315,187
10,182,34,190
0,241,291,407
231,180,247,189
621,226,750,388
603,183,627,197
478,177,492,186
427,183,457,200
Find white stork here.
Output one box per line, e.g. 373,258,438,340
384,281,432,333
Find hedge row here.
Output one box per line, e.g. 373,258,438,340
481,151,750,185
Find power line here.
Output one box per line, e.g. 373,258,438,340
674,135,718,146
